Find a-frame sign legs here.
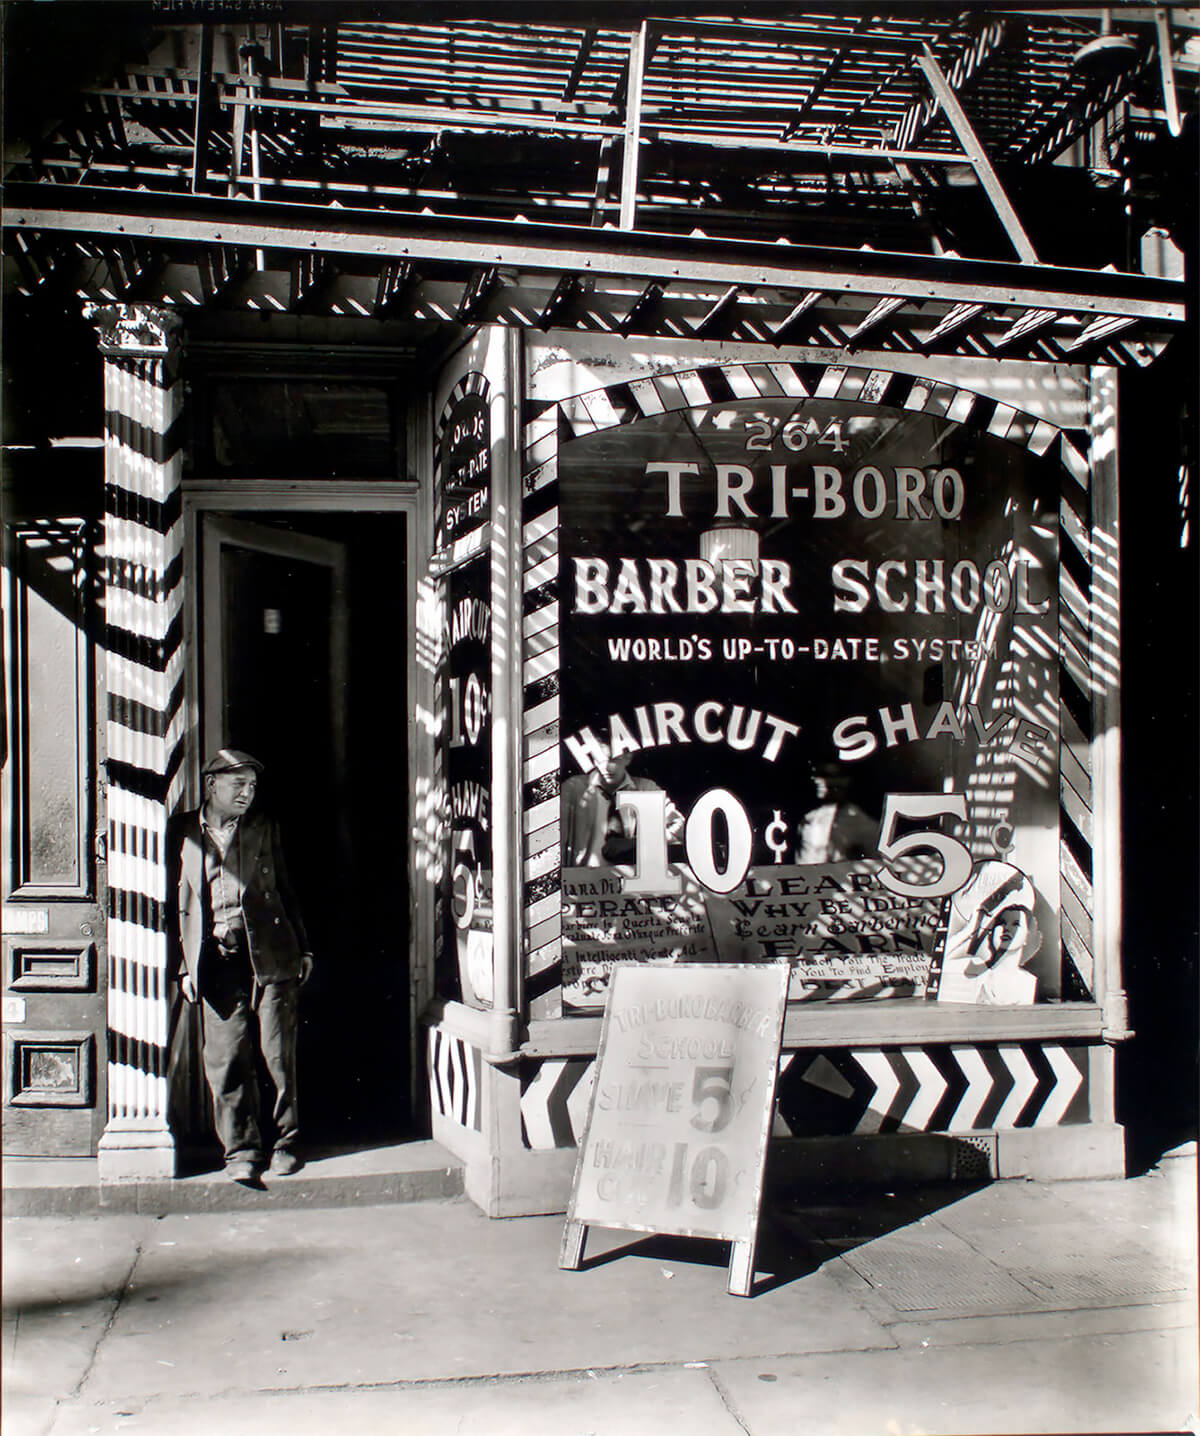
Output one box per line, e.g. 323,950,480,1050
559,1218,588,1271
562,1219,757,1296
562,1220,758,1295
727,1237,757,1298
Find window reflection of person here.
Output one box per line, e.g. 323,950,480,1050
797,762,878,864
938,860,1042,1005
561,742,684,866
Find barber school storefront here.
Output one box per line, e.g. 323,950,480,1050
2,8,1195,1211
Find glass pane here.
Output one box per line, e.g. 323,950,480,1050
209,381,397,478
557,394,1066,1012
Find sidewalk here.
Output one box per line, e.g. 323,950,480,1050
4,1145,1196,1436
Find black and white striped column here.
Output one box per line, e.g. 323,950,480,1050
91,304,186,1181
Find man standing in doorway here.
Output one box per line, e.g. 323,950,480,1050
175,750,314,1184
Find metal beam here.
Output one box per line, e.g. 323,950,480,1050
191,23,215,195
896,19,1011,150
618,280,665,334
372,259,416,318
993,307,1057,348
771,289,825,342
561,28,597,104
456,266,499,323
692,285,741,337
537,273,584,330
289,252,332,311
920,300,987,346
1006,53,1152,166
619,23,650,231
915,45,1038,264
3,184,1184,324
1060,314,1140,352
1155,7,1183,137
845,294,908,346
197,244,249,305
650,18,926,51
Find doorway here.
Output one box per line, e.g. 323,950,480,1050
196,508,415,1149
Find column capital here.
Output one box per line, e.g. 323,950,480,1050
84,301,182,359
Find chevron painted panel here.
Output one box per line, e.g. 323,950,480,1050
517,1044,1089,1149
774,1043,1090,1136
427,1027,484,1133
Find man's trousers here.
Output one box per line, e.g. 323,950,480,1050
200,951,300,1166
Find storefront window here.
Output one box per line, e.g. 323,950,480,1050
558,392,1072,1013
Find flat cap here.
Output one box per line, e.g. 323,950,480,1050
202,748,264,777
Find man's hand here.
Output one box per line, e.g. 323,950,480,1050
180,973,196,1005
299,953,314,986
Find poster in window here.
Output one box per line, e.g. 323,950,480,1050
436,375,493,1007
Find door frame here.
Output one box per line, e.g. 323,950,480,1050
182,479,432,1120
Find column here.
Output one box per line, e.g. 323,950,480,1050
1088,365,1129,1045
89,303,187,1181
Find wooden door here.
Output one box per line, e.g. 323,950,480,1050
3,518,107,1155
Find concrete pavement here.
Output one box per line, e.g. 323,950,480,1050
4,1145,1196,1436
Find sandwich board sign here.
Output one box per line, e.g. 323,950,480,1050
559,962,790,1297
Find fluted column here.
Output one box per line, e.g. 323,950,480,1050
89,303,186,1181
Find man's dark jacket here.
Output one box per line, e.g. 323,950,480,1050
175,808,310,994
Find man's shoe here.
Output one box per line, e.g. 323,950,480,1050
269,1149,303,1176
226,1159,259,1185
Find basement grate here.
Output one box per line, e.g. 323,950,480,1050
843,1235,1039,1312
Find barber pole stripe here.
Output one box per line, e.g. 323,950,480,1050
1056,415,1103,999
549,364,1071,465
99,321,186,1128
521,400,564,1017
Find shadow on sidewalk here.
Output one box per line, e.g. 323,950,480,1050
174,1133,424,1178
2,1245,316,1322
575,1180,988,1297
